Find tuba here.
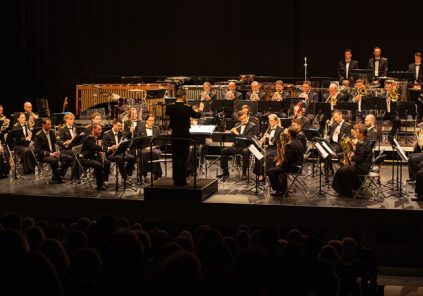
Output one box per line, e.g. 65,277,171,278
340,135,354,166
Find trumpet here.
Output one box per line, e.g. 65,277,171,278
358,87,368,96
325,94,338,110
250,91,260,101
200,91,210,101
225,90,236,100
271,91,283,101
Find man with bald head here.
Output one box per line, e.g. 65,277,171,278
364,114,378,146
23,101,38,129
246,81,266,101
224,81,243,100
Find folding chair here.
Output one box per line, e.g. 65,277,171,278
284,151,312,198
354,154,387,200
29,142,52,184
71,144,96,189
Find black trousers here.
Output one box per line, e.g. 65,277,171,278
108,153,135,180
41,154,72,179
408,153,423,180
60,149,80,179
220,146,250,175
267,166,300,193
14,145,35,174
332,165,366,197
415,167,423,196
82,158,111,186
172,139,190,184
255,146,277,176
140,149,162,177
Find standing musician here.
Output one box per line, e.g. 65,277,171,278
103,118,135,182
34,118,72,183
80,123,111,191
332,123,373,198
271,80,286,101
23,101,38,130
245,81,266,101
57,113,80,180
337,48,359,85
408,52,422,119
267,127,304,197
217,110,259,179
0,105,10,141
166,90,204,186
124,107,142,139
256,114,284,182
291,102,311,129
224,81,244,100
299,81,319,105
368,46,388,83
9,112,35,174
377,80,401,140
137,114,162,180
200,81,217,101
364,114,378,147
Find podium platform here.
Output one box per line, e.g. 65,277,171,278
144,177,218,202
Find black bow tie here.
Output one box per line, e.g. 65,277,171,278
374,59,380,62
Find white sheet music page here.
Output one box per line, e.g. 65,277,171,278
315,142,329,159
248,144,264,160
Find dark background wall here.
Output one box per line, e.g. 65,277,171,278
2,0,422,115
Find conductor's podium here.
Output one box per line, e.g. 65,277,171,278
144,177,218,202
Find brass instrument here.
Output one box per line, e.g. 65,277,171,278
312,113,324,130
200,91,210,101
26,112,37,129
416,128,423,150
340,135,355,166
358,87,368,96
388,89,399,102
250,91,259,101
274,133,286,166
0,116,10,133
271,91,283,101
326,94,338,110
25,122,32,141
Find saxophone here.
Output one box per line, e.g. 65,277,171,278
274,133,286,166
340,135,354,166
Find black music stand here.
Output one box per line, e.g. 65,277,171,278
130,136,152,186
164,97,176,105
210,132,236,177
308,102,331,123
351,69,373,82
385,138,409,200
112,139,135,193
234,100,258,116
361,97,386,111
280,118,292,129
303,128,321,177
335,102,358,122
258,101,284,114
388,71,413,82
211,100,235,114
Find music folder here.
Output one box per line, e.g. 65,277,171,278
112,139,132,156
130,136,152,150
393,138,408,162
189,125,216,135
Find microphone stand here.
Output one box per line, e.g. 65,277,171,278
304,57,308,81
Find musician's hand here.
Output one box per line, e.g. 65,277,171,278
331,152,337,157
26,136,31,141
52,151,60,158
204,94,211,101
64,139,72,147
199,102,205,111
230,128,239,135
0,146,3,153
275,160,281,167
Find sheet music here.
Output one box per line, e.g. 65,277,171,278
189,125,216,135
248,144,264,160
315,142,329,159
393,138,409,162
321,141,335,155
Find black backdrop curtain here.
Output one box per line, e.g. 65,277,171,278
2,0,422,114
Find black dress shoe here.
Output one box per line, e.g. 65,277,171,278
270,190,282,197
97,184,108,191
217,172,229,178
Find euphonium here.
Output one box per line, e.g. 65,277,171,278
27,112,36,129
340,135,354,166
274,133,286,165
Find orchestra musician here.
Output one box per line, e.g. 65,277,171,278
324,83,344,110
377,80,401,140
332,123,373,198
256,113,283,182
337,48,359,84
408,52,422,84
23,102,39,130
0,105,10,141
364,114,378,148
34,118,72,183
408,52,422,119
271,80,285,101
200,81,217,101
80,123,111,191
137,114,162,180
0,143,9,178
124,107,142,139
351,79,371,113
291,118,307,154
267,127,305,197
9,112,35,174
299,81,319,105
166,90,204,186
224,81,243,100
217,110,259,179
235,104,258,125
339,80,354,102
57,113,81,180
245,81,266,101
291,102,311,129
368,46,388,82
83,112,103,136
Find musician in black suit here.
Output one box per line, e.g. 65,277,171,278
103,118,135,182
245,81,266,101
57,113,80,179
217,110,259,179
291,102,311,129
256,114,283,181
291,118,307,154
166,92,204,186
408,52,423,119
200,81,217,101
9,112,35,174
324,83,348,109
377,80,401,139
267,127,305,197
34,118,72,183
299,81,319,105
123,107,142,139
80,123,111,191
364,114,378,148
368,46,388,81
137,114,162,180
224,81,243,100
332,123,373,197
408,52,422,84
83,112,103,135
337,49,359,84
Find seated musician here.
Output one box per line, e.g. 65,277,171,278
291,102,311,129
80,123,111,191
57,113,80,180
23,101,39,130
271,80,285,101
217,110,259,179
267,127,305,197
364,114,378,148
332,123,373,197
324,110,352,175
224,81,243,100
291,118,307,154
324,83,345,111
339,80,353,102
83,112,103,137
200,81,217,101
245,81,266,101
299,81,319,105
377,80,401,140
0,105,10,140
9,112,35,174
103,118,135,182
34,118,72,183
256,114,283,182
235,104,258,125
124,107,142,139
0,144,9,178
137,114,162,180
